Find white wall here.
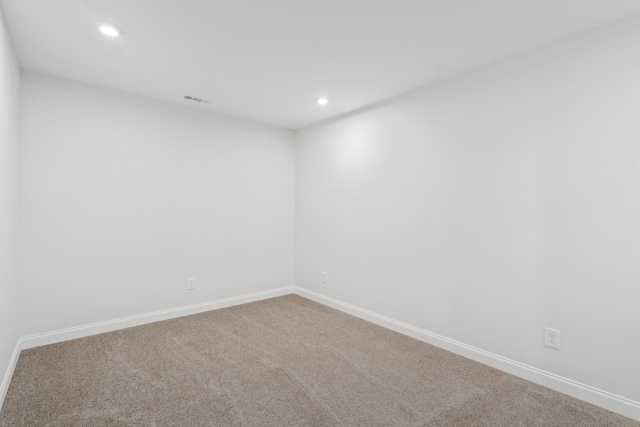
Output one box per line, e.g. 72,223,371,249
19,72,295,336
0,6,21,405
296,15,640,405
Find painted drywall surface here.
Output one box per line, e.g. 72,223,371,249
295,16,640,402
0,6,20,395
20,72,295,335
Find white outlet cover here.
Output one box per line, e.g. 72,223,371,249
188,277,196,290
544,327,561,349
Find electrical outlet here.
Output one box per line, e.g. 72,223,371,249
321,272,327,284
187,277,196,291
544,327,560,349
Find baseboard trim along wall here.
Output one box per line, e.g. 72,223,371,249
1,286,294,410
20,286,295,350
4,285,638,421
294,286,640,422
0,339,22,411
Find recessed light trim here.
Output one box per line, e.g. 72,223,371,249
99,23,123,38
317,97,329,106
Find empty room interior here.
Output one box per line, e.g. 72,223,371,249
1,0,640,425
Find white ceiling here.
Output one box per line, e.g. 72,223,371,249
2,0,640,129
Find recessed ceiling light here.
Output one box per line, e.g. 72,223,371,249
317,97,329,106
98,23,123,38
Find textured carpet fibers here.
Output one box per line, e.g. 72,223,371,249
0,295,637,426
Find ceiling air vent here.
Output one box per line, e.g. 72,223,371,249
183,95,211,105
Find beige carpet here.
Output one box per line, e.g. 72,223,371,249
0,295,637,426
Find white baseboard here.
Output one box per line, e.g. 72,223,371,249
21,286,294,350
6,285,639,421
294,286,640,422
0,338,22,411
1,286,294,410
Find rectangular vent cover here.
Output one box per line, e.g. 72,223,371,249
184,95,211,105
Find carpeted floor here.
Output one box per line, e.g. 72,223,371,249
0,295,637,426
